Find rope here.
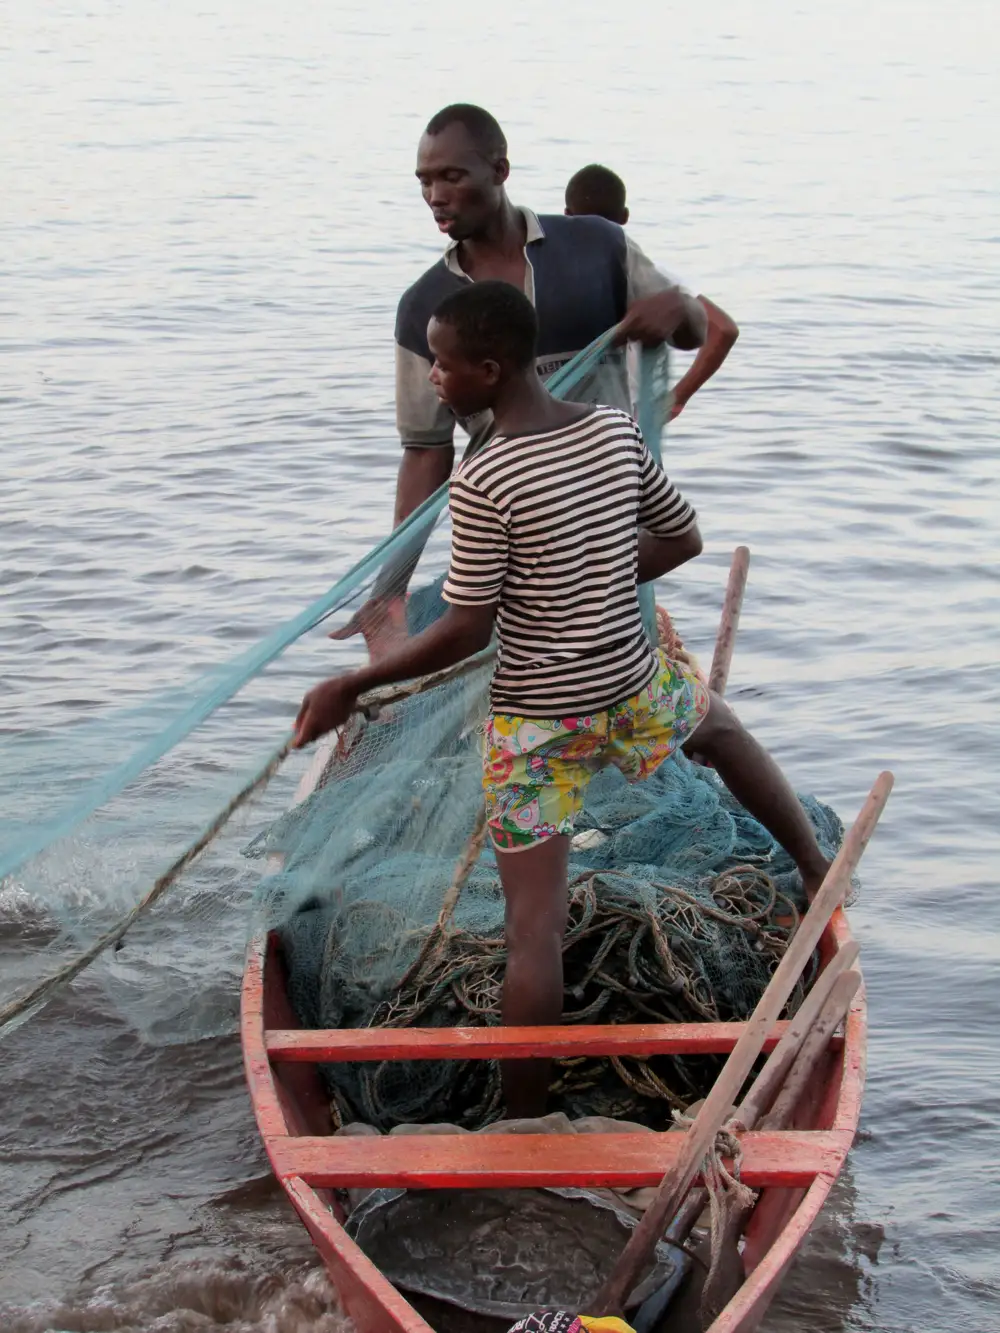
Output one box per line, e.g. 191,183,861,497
347,865,811,1128
671,1107,757,1312
0,646,500,1037
0,740,291,1037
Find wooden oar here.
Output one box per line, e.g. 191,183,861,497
708,546,750,696
734,939,859,1129
759,969,863,1133
629,940,860,1330
594,770,893,1312
698,969,862,1325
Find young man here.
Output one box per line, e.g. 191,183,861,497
297,282,829,1118
564,162,740,423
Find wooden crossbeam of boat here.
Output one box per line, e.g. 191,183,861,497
267,1126,849,1192
263,1017,844,1063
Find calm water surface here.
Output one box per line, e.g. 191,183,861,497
2,2,999,1330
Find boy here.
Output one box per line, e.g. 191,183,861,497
565,164,739,422
293,281,829,1119
565,163,630,226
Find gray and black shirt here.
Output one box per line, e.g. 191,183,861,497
395,208,688,451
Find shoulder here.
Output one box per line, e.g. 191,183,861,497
588,404,644,442
395,260,465,354
623,231,684,297
535,213,628,264
457,439,506,491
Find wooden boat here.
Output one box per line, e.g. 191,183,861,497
241,552,868,1332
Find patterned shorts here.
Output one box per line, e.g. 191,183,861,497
484,649,710,851
505,1315,636,1333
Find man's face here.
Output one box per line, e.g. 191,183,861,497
427,316,499,418
416,123,508,242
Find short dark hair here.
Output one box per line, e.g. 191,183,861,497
565,164,627,222
425,104,508,161
432,281,537,370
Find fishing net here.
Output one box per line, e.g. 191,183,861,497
248,607,843,1130
0,338,845,1131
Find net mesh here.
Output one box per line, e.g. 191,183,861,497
0,341,846,1134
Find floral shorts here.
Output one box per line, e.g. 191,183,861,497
483,649,710,851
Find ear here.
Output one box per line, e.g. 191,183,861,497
621,206,630,225
494,156,511,186
564,206,573,216
482,358,503,386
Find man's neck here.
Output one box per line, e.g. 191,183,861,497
456,198,526,274
491,372,593,439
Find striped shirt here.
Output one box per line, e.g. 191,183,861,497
442,406,696,715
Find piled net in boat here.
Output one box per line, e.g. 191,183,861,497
249,574,844,1129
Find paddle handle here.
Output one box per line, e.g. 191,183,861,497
697,969,864,1326
760,970,863,1132
595,770,892,1311
709,547,750,696
736,939,859,1130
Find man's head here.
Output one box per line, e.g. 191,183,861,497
564,164,628,226
416,104,509,242
428,280,537,418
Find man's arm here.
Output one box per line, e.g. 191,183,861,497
618,288,707,351
633,427,702,581
394,445,455,525
616,232,707,350
670,297,739,420
638,524,703,583
303,470,507,745
295,601,496,747
394,340,458,524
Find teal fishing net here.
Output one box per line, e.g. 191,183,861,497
0,339,845,1124
248,594,843,1130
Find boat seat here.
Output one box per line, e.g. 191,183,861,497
268,1126,850,1191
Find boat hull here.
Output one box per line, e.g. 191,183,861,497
240,908,865,1333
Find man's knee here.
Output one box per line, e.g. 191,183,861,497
683,689,740,757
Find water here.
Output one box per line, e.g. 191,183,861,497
2,0,999,1329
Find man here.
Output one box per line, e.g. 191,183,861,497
332,104,706,655
565,162,740,422
297,282,831,1118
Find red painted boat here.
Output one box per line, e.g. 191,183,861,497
242,904,864,1333
241,558,866,1331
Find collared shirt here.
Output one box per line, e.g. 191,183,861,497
394,207,687,450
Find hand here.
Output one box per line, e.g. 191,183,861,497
328,595,409,663
615,289,692,348
669,394,688,421
292,675,361,749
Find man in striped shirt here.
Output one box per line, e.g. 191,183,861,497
294,282,830,1118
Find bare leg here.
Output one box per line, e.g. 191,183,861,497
495,834,571,1118
683,692,830,895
